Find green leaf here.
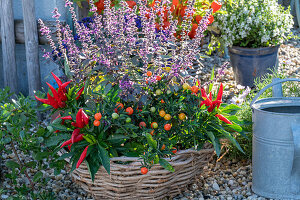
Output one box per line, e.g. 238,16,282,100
45,134,70,147
6,161,20,169
107,134,129,143
211,124,244,154
51,124,71,132
206,131,221,156
220,104,241,113
33,171,43,182
86,149,101,182
104,83,112,95
145,133,157,149
97,145,110,174
159,158,175,172
227,124,243,132
3,137,11,144
34,152,50,161
25,161,37,168
58,152,75,161
209,66,215,92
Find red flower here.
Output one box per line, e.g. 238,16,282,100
126,1,136,9
188,23,198,39
215,114,232,124
211,1,222,13
71,109,89,128
195,15,202,24
76,146,89,168
208,15,214,24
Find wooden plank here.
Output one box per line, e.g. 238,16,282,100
0,20,65,45
0,0,18,93
22,0,41,96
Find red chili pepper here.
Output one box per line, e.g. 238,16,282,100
35,73,70,109
76,146,89,168
76,86,84,100
71,129,81,143
73,134,84,143
215,114,232,124
68,144,72,151
72,109,89,128
216,83,223,101
61,139,72,148
61,116,72,120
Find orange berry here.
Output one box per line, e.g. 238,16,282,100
151,122,158,129
161,144,166,151
147,71,152,77
116,102,124,109
191,86,199,94
161,99,165,103
114,102,124,113
94,113,102,120
139,121,146,129
126,107,134,115
156,76,161,81
164,114,171,121
171,147,177,154
141,167,148,174
164,124,171,131
179,113,186,120
159,110,166,117
150,130,155,136
93,120,100,126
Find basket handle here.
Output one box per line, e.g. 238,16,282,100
250,78,300,108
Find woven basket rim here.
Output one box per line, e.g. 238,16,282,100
59,144,214,166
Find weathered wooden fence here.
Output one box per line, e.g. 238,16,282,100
0,0,87,95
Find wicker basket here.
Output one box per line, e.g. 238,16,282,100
64,143,214,200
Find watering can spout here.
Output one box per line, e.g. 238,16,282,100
291,124,300,194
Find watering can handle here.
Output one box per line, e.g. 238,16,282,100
250,78,300,108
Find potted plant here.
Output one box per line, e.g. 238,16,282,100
213,0,294,86
36,0,244,198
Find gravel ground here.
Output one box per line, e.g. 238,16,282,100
0,28,299,200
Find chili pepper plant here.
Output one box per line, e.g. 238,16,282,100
36,71,244,180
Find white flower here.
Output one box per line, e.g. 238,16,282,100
231,96,244,106
237,85,245,90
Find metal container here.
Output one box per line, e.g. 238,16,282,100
251,78,300,199
228,45,279,87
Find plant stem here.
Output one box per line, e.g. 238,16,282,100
10,141,35,190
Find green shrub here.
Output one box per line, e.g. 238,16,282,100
0,88,59,199
227,71,300,160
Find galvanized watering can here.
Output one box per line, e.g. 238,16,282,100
251,78,300,199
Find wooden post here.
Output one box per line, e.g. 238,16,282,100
22,0,41,96
0,0,18,93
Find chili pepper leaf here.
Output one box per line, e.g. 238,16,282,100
97,144,110,174
159,158,175,172
51,124,71,132
206,131,221,157
107,134,129,144
6,161,20,169
84,146,100,182
33,171,43,182
210,124,244,153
